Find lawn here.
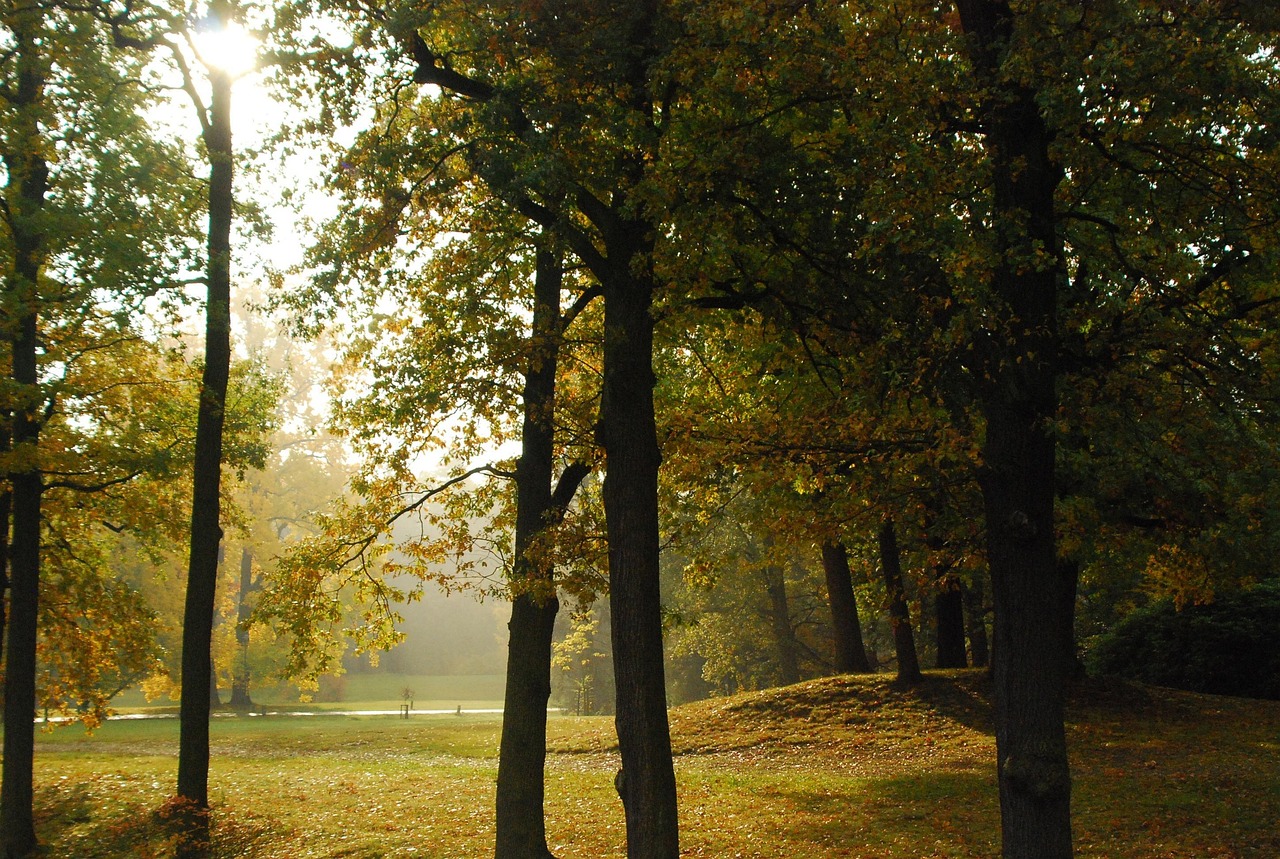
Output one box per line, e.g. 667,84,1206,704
107,673,508,714
18,671,1280,858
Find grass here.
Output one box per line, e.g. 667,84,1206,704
109,673,507,713
17,671,1280,858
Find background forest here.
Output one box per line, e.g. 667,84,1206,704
3,2,1280,859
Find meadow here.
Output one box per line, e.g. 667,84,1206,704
23,671,1280,858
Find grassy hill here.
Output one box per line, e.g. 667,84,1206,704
23,670,1280,857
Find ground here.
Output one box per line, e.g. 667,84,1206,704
18,670,1280,857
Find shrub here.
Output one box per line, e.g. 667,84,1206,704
1087,581,1280,700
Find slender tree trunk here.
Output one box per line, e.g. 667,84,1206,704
176,12,234,852
495,248,590,859
0,14,47,854
599,235,679,859
935,574,968,669
763,563,801,686
229,548,254,710
821,542,871,673
955,3,1073,855
878,520,922,685
966,574,991,668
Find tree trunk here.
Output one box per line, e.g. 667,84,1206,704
495,248,590,859
966,574,991,669
877,520,922,685
935,575,968,669
176,12,234,852
0,430,10,674
763,563,801,686
0,14,48,853
821,542,872,673
229,548,254,710
954,3,1074,855
599,234,679,859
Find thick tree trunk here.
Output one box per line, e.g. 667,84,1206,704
0,16,47,854
599,239,679,859
495,248,590,859
1,328,42,859
763,563,801,686
877,520,922,685
954,2,1074,856
935,576,968,669
176,17,234,853
821,542,872,673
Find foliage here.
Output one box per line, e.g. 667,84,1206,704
1088,581,1280,700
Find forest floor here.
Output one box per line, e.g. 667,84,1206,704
19,670,1280,858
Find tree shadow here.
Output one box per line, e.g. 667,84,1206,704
35,781,282,858
774,770,1001,856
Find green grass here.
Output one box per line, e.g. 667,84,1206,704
16,671,1280,858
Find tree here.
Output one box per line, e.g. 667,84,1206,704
877,520,923,685
820,542,873,674
946,3,1280,854
1,3,204,851
161,2,241,848
387,6,682,853
496,244,593,859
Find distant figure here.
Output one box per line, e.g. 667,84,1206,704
456,705,462,716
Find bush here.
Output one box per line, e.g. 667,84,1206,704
1087,581,1280,700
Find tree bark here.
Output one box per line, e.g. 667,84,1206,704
935,575,968,669
965,574,991,669
598,229,679,859
954,2,1074,855
0,12,48,854
0,430,10,679
762,563,801,686
176,9,234,851
229,548,254,710
821,542,872,673
877,520,922,685
495,248,590,859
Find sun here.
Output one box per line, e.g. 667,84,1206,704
193,21,259,78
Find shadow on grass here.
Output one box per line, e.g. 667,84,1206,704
35,780,282,859
779,770,1000,857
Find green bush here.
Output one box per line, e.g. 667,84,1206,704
1087,581,1280,700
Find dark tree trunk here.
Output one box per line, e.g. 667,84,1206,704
0,16,47,854
955,2,1074,856
763,563,801,686
176,13,234,852
821,542,872,673
408,7,677,854
495,248,590,859
0,429,11,673
228,548,254,710
966,574,991,669
935,576,968,669
877,520,922,685
598,231,678,859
